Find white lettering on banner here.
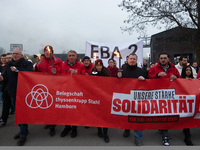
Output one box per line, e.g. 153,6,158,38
56,91,83,97
88,99,100,105
111,89,196,118
55,104,76,109
54,97,100,109
55,97,88,104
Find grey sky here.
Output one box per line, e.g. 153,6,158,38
0,0,163,57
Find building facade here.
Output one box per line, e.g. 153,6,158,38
150,27,197,64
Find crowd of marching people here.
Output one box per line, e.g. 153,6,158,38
0,45,199,146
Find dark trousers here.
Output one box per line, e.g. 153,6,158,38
19,124,28,137
65,125,77,130
1,90,11,123
183,128,190,138
97,127,108,134
49,125,56,129
160,130,168,139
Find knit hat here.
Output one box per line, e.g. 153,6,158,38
95,59,103,66
82,56,91,62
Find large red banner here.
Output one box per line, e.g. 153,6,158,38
16,72,200,130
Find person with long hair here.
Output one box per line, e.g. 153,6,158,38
181,65,194,145
181,65,194,79
107,58,118,77
91,59,110,143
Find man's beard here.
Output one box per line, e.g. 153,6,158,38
161,62,167,66
182,63,187,67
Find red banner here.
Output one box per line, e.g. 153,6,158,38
16,72,200,130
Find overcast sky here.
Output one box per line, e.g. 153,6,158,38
0,0,163,57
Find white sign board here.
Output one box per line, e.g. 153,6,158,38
85,40,143,68
10,44,23,51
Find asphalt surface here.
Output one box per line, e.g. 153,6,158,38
0,103,200,149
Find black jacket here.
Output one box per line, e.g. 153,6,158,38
91,66,110,77
0,64,6,91
2,58,33,97
119,63,146,79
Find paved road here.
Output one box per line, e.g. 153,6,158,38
0,103,200,149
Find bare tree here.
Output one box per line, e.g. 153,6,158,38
119,0,200,64
119,0,198,34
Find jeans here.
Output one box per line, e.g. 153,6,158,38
134,130,143,140
10,96,16,112
160,130,168,139
10,100,15,113
19,124,28,137
0,91,3,116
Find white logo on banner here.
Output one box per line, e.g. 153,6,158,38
25,84,53,109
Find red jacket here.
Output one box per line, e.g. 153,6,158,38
35,55,63,74
148,61,181,79
107,65,119,77
197,69,200,78
62,59,85,74
82,63,95,75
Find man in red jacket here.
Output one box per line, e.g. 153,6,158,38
148,53,180,80
148,52,180,146
81,56,94,75
34,45,63,137
35,45,63,74
61,50,85,138
62,50,84,75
